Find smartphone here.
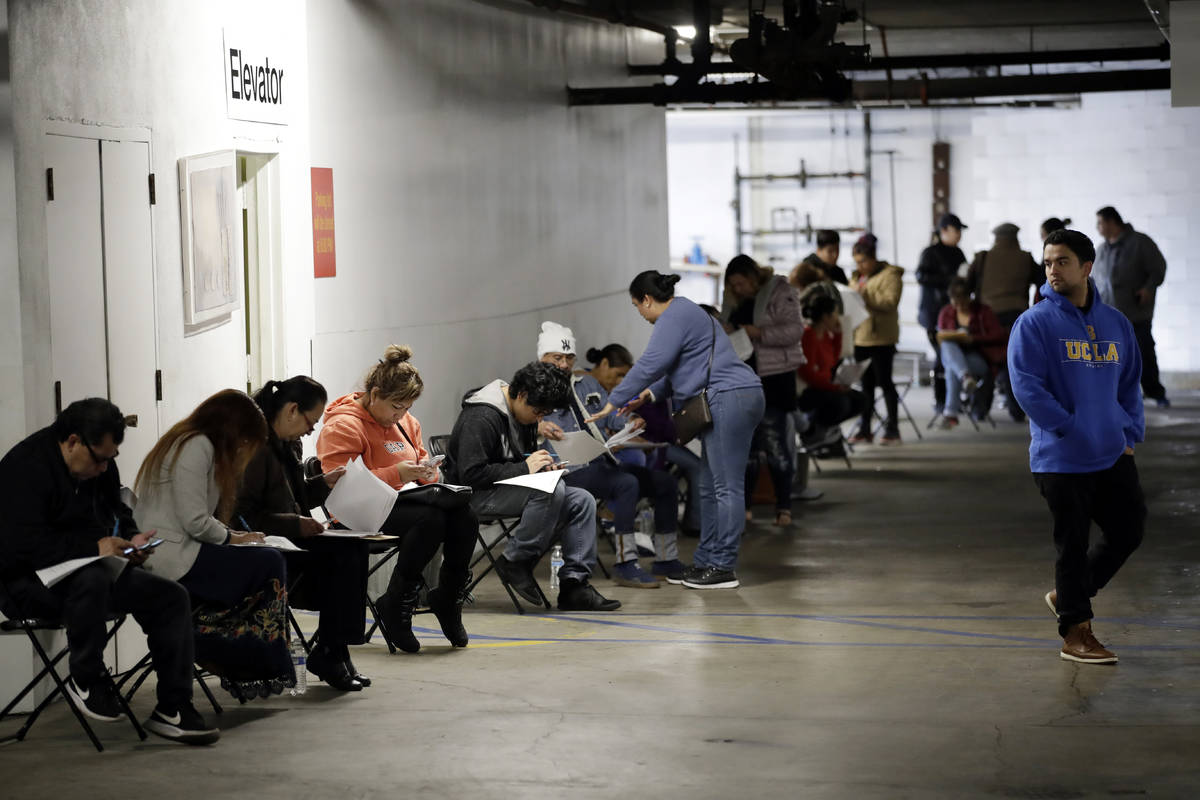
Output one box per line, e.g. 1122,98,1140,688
423,454,446,467
123,538,164,556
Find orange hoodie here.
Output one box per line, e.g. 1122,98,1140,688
315,393,435,490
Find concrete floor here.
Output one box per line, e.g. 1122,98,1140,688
4,387,1199,799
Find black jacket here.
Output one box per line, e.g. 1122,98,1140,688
235,434,331,538
802,252,849,285
445,382,537,489
0,428,138,577
916,242,967,331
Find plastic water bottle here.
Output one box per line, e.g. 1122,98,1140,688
637,508,655,535
689,237,704,265
549,545,564,591
289,639,307,696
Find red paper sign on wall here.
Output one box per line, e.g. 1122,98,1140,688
311,167,336,278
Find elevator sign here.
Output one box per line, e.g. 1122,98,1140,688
224,29,288,125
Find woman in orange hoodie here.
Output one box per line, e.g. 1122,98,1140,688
316,345,478,654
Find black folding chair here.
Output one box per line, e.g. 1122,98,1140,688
115,650,225,714
0,576,147,752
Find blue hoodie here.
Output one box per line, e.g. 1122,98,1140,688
1008,278,1144,473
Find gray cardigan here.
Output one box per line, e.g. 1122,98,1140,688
1093,224,1166,323
134,435,230,581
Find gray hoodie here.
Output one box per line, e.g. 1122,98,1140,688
1093,223,1166,323
445,379,536,489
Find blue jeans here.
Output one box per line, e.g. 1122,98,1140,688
565,459,677,562
695,386,766,571
940,341,989,417
471,481,598,581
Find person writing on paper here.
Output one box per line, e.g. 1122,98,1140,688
935,277,1007,428
537,326,684,586
316,345,477,652
587,271,763,590
797,293,866,435
445,361,619,611
720,255,805,527
135,390,293,701
235,376,370,690
0,399,219,745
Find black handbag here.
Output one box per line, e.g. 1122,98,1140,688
392,425,472,510
672,317,717,446
394,482,472,510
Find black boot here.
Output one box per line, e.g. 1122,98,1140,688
306,644,364,691
376,578,423,654
428,569,472,648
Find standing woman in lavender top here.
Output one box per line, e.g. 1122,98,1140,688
586,271,764,590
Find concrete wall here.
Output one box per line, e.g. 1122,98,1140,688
305,1,668,438
8,0,314,448
0,4,26,452
667,92,1200,381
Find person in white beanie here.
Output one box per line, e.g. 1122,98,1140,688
538,322,684,588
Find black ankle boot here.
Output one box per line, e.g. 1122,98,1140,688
376,579,423,654
428,570,472,648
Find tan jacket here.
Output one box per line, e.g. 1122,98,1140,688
851,262,905,346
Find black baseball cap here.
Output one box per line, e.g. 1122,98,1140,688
937,213,967,230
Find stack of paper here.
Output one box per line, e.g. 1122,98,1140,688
496,469,566,494
324,457,399,532
36,555,127,589
231,535,302,552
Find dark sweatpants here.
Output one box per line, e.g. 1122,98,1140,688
1131,320,1166,401
1,562,194,712
1033,454,1146,637
283,537,369,647
379,502,477,590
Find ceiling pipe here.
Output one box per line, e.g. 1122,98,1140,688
567,67,1171,106
523,0,679,41
627,42,1170,76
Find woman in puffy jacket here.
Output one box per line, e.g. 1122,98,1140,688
849,234,906,445
721,255,805,527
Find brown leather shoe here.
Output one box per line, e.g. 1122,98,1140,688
1044,590,1058,617
1060,621,1118,664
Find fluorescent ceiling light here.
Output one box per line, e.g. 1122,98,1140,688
675,25,696,39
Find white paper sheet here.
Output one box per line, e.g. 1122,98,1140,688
834,358,870,387
318,531,399,540
231,535,302,552
728,327,755,361
36,555,127,589
549,430,608,465
495,469,566,494
603,419,644,450
324,456,398,532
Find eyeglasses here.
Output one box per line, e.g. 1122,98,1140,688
81,437,118,466
301,410,322,433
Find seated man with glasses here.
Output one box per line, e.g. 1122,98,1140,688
0,398,219,744
445,362,619,611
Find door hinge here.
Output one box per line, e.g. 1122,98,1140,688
154,369,163,401
46,168,54,201
148,173,156,205
53,380,62,415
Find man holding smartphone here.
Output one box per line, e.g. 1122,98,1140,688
0,399,219,744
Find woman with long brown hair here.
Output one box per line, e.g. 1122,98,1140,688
135,389,294,700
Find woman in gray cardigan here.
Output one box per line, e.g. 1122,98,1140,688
135,389,294,701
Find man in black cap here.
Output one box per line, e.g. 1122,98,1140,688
966,222,1043,421
917,213,968,414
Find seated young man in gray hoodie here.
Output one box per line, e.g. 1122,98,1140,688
445,361,620,612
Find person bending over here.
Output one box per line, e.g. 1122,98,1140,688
0,399,219,744
317,345,478,653
445,361,619,611
236,376,370,690
135,390,294,702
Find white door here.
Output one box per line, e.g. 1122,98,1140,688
45,133,160,472
45,135,107,409
99,139,160,471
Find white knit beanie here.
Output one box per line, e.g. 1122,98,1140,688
537,321,576,358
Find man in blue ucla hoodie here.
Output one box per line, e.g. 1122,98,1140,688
1009,228,1147,665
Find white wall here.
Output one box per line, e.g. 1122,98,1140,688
8,0,315,447
667,93,1200,381
668,107,978,356
305,1,668,437
0,77,25,451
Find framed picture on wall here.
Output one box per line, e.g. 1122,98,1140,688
179,150,242,327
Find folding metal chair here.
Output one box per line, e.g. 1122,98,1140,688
115,650,225,714
0,576,147,752
871,376,924,440
927,377,998,432
468,513,550,615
